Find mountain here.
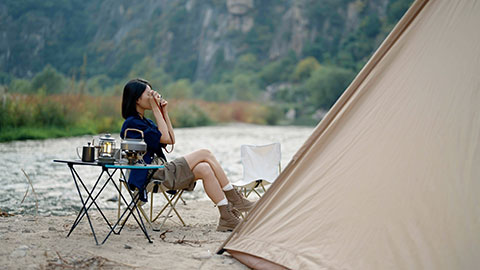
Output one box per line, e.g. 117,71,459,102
0,0,412,83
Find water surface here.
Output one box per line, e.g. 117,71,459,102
0,124,313,215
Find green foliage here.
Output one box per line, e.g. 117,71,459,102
0,0,415,131
0,125,98,142
86,75,112,95
292,57,321,82
264,105,283,125
0,72,12,85
305,66,356,109
0,93,120,141
362,14,382,38
127,58,173,91
4,0,92,77
202,83,233,102
34,100,67,127
31,65,66,94
170,103,212,127
232,73,260,101
387,0,413,24
259,53,297,87
165,79,193,99
9,79,32,93
3,0,413,84
235,54,259,72
192,80,207,98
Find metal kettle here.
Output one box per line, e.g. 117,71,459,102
121,128,147,164
76,142,95,162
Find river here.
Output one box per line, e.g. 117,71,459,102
0,124,314,216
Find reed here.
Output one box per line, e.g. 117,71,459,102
0,93,278,142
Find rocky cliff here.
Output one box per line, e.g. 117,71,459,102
0,0,409,82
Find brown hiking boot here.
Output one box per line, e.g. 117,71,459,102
217,204,240,232
225,188,255,212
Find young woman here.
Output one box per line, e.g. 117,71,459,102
120,78,254,231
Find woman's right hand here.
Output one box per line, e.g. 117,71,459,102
148,89,164,110
146,89,157,103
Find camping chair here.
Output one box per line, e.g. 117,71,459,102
232,143,281,198
117,171,189,232
117,174,155,230
144,180,189,230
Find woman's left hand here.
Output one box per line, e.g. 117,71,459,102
160,98,168,111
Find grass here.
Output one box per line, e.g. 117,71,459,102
0,93,284,142
0,126,97,142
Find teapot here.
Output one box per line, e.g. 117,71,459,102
76,142,95,162
121,128,147,164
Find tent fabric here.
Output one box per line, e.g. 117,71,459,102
221,0,480,269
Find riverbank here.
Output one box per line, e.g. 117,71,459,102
0,124,313,269
0,124,314,216
0,126,97,142
0,93,293,142
0,201,248,270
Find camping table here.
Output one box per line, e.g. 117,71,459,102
53,159,164,245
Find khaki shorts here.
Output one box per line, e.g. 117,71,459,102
152,157,195,191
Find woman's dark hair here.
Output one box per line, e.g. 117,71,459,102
122,78,152,119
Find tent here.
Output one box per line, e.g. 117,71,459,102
218,0,480,269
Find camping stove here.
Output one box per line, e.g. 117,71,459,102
121,128,147,165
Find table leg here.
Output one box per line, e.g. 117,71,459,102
101,186,152,244
67,163,99,245
67,167,117,238
102,169,152,243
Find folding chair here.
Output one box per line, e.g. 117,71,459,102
117,174,189,232
117,175,156,230
145,180,188,230
232,143,281,198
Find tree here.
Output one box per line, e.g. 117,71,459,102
9,79,32,93
235,54,259,72
202,83,233,102
31,65,66,94
305,66,355,109
292,57,321,82
232,73,259,101
259,53,297,86
165,79,193,99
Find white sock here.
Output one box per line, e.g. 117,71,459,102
217,198,228,206
222,183,233,191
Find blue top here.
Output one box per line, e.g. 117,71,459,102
120,115,167,201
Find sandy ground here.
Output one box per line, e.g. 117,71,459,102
0,201,249,270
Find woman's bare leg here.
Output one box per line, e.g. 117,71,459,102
183,149,230,188
191,162,225,204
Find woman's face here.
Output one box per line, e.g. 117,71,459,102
136,85,153,110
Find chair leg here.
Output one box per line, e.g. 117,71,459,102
168,190,186,226
151,189,174,223
246,188,255,198
152,189,186,227
118,181,155,230
137,204,155,230
159,191,185,229
260,182,267,193
151,200,170,223
150,192,154,222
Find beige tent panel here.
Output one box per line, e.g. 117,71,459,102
221,0,480,269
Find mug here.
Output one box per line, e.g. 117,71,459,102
76,143,96,162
